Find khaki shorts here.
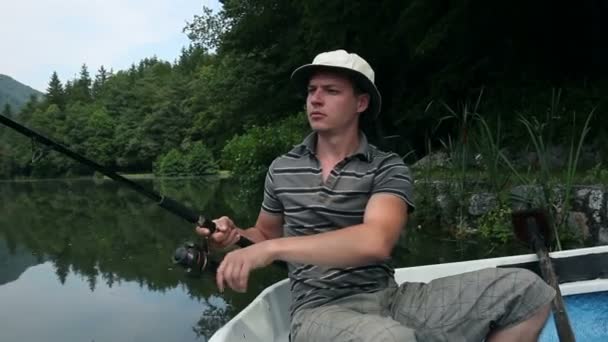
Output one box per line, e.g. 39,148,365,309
291,268,555,342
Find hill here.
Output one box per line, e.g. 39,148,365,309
0,74,43,113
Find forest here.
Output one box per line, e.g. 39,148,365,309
1,0,606,180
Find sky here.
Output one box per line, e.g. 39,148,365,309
0,0,222,92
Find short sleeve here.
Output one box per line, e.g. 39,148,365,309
372,154,415,212
261,160,283,215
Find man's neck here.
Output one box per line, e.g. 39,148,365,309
315,127,360,162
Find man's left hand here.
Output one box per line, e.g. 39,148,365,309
216,241,275,293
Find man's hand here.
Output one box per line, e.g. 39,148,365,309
216,241,275,293
195,216,241,249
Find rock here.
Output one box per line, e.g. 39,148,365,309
509,185,544,211
414,180,608,245
468,193,497,216
565,211,591,240
572,185,607,245
436,194,451,213
599,227,608,245
412,152,450,170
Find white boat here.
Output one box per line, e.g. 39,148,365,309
209,245,608,342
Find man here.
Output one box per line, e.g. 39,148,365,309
197,50,555,341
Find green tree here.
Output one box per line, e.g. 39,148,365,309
72,64,92,103
221,113,308,191
156,149,188,177
83,108,115,166
175,45,211,75
185,141,218,176
46,72,66,110
183,6,228,51
63,80,74,101
92,65,109,99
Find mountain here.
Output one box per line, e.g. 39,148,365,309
0,74,43,113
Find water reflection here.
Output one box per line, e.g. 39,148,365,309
0,261,229,342
0,178,285,342
0,238,44,286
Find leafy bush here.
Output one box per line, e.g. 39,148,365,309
476,204,513,244
155,141,219,177
221,113,308,192
155,149,187,177
186,141,218,176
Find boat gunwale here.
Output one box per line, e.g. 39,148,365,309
209,245,608,342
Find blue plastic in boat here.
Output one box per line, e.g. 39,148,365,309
539,291,608,342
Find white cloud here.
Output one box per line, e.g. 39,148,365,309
0,0,221,91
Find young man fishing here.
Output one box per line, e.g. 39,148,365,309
196,49,555,341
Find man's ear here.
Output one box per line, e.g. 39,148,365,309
356,93,370,114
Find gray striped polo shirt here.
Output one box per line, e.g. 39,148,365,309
261,132,415,316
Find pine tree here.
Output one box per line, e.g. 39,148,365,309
92,65,109,99
64,80,74,101
72,64,92,103
46,71,66,110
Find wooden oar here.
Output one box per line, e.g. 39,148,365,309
512,209,576,342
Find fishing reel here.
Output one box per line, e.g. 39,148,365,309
172,216,217,276
173,240,211,276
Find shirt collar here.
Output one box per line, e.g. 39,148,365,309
294,131,372,162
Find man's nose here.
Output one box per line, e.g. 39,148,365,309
309,89,323,104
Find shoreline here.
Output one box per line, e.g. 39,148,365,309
0,170,232,183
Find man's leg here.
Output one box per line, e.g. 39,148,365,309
291,290,417,342
486,302,551,342
389,268,555,342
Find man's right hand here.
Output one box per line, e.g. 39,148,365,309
196,216,241,249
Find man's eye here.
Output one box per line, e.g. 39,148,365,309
327,89,339,94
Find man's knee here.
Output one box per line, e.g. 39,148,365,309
291,307,417,342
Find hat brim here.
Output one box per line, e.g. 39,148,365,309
290,64,381,118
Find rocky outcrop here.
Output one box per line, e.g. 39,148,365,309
414,181,607,245
571,186,607,244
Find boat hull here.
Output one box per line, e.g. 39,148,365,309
209,246,608,342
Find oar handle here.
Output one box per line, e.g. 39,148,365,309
513,210,576,342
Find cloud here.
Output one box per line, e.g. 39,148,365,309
0,0,221,91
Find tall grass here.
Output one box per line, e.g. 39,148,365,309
555,109,595,246
497,91,595,250
433,91,482,234
473,113,510,197
415,88,598,248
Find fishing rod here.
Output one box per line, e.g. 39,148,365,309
0,114,256,275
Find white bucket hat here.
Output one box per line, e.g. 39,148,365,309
291,49,382,117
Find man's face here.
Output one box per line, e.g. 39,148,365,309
306,71,369,133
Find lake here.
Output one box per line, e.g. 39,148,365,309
0,178,528,341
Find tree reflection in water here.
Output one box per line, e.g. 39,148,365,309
0,177,286,340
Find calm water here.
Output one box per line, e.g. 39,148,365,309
540,291,608,342
0,178,527,341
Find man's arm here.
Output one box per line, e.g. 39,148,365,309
268,193,408,267
215,193,408,292
237,211,284,242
